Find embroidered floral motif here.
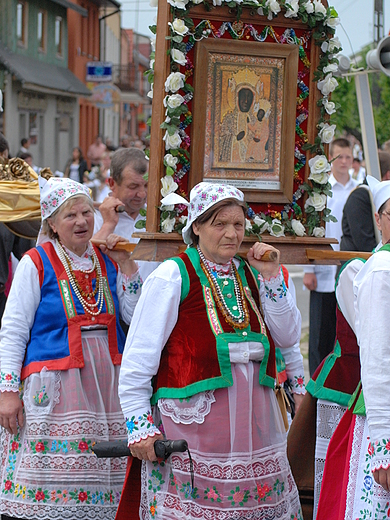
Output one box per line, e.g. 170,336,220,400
69,489,91,503
277,280,287,298
0,371,20,387
294,375,305,388
30,440,49,454
254,482,272,502
204,485,222,503
265,285,277,302
33,385,49,405
291,512,304,520
149,495,157,518
69,438,92,453
125,274,143,295
179,482,199,500
27,488,50,502
126,416,139,434
126,411,155,436
148,469,165,493
227,486,250,506
374,438,390,455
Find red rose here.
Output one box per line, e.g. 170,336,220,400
78,441,89,452
297,377,304,386
4,480,12,491
11,442,19,452
35,442,45,452
368,443,375,456
35,491,45,501
385,441,390,451
78,491,88,502
147,414,154,424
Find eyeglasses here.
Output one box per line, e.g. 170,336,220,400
380,210,390,221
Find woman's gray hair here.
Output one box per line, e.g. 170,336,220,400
42,194,94,240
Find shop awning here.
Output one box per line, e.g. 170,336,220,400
120,91,151,105
0,42,91,97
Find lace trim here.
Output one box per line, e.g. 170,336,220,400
158,391,216,425
128,427,161,445
0,371,20,391
0,387,19,393
258,266,282,284
372,461,390,472
203,258,233,277
126,411,161,444
345,414,366,519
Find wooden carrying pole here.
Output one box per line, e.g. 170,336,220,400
305,249,372,262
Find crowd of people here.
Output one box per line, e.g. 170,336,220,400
1,127,390,520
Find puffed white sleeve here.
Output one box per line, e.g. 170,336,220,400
356,264,390,472
118,260,182,445
0,255,41,392
116,268,143,325
258,267,302,349
279,275,305,394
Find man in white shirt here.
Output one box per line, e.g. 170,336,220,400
93,147,159,283
303,138,358,375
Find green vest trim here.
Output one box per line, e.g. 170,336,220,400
306,340,353,407
151,248,274,403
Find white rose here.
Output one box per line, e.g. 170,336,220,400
321,37,341,54
266,0,281,16
323,99,336,115
161,204,174,211
328,37,341,53
318,123,336,144
163,94,185,109
164,153,179,168
309,155,331,175
304,1,314,13
253,215,270,233
171,18,189,36
312,226,326,237
305,193,327,212
291,219,306,237
149,59,155,69
285,0,299,18
161,175,179,198
168,0,189,9
326,16,340,28
147,89,153,99
213,0,223,5
317,74,338,96
163,130,182,150
308,170,330,184
149,0,158,6
179,215,187,224
161,216,176,233
270,219,285,237
313,0,326,15
323,63,338,74
165,71,185,93
192,0,203,3
245,219,253,232
171,49,187,66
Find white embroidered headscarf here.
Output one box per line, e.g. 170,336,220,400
161,182,245,245
367,175,390,212
38,176,91,221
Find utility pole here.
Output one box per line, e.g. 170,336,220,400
374,0,384,45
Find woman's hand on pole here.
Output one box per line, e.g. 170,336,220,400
129,433,165,462
0,391,24,435
247,242,280,280
99,234,138,277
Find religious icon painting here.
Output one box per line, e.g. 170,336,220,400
191,39,299,204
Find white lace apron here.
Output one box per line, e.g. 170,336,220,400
0,330,127,520
139,362,302,520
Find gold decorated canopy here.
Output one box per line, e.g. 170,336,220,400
0,158,53,223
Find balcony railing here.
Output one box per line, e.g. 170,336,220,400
113,64,139,91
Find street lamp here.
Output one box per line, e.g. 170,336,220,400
338,36,390,181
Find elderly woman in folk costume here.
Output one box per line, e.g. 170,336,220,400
117,182,305,520
0,177,143,520
316,176,390,519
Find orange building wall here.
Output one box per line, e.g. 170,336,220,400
68,1,100,163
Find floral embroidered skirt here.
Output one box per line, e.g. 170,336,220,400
0,330,127,520
140,362,302,520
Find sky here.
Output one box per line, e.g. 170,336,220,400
119,0,390,57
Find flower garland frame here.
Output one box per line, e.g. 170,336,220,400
147,0,341,238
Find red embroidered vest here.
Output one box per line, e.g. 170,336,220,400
151,248,277,404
